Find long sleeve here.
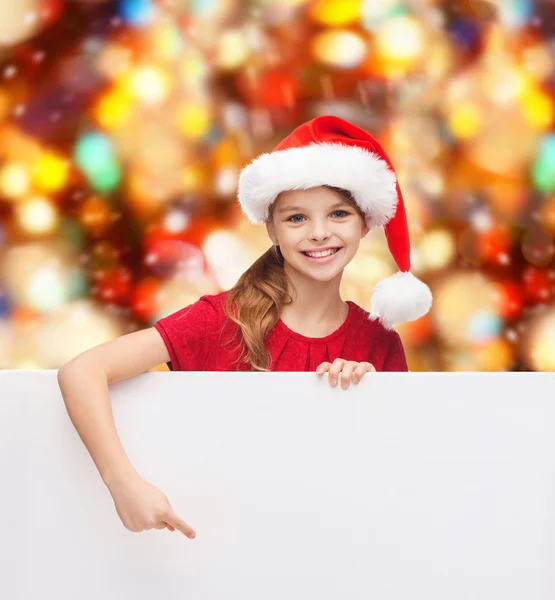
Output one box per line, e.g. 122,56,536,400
382,330,409,372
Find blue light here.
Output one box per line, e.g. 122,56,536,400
69,269,89,300
191,0,219,17
499,0,533,29
120,0,155,26
0,289,10,320
450,19,480,51
468,311,503,343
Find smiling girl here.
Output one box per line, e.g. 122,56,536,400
57,115,432,538
153,115,432,380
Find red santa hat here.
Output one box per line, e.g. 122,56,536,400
237,115,432,329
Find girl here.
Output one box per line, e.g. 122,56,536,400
57,115,432,540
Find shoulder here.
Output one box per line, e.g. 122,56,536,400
348,300,403,344
348,300,408,371
155,290,229,329
193,290,228,314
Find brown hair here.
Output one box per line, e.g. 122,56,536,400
221,186,367,372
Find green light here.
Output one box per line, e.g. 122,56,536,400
74,132,122,192
532,134,555,193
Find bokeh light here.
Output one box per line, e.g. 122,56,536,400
0,0,554,372
15,196,59,236
0,163,31,200
524,307,555,371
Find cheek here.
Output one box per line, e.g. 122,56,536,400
344,230,361,244
281,231,302,246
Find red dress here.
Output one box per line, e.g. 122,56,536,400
153,289,408,372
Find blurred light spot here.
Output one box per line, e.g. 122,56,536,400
214,167,238,196
94,87,133,130
419,229,456,270
32,151,70,193
216,29,250,70
125,65,172,105
310,0,362,26
120,0,155,26
448,103,481,139
15,196,59,236
0,163,30,200
375,14,424,63
312,30,368,69
176,102,212,139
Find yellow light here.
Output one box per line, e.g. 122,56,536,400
125,65,172,105
0,162,30,200
175,102,212,139
375,15,424,63
151,22,181,61
15,196,59,235
94,87,133,130
216,29,250,70
520,87,554,131
448,103,481,139
309,0,362,26
312,30,368,69
475,339,513,371
527,310,555,371
419,229,456,270
182,163,210,192
180,54,208,86
32,152,70,193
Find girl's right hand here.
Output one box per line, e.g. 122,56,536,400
107,474,196,538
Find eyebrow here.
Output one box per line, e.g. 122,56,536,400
278,201,350,214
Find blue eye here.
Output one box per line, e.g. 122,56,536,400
287,210,349,223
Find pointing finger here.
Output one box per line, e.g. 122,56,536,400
165,511,196,538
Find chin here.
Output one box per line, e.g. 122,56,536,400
300,262,346,282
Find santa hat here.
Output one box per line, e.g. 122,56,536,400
237,115,432,329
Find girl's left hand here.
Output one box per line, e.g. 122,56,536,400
316,359,376,389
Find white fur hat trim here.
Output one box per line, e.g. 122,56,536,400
238,142,398,227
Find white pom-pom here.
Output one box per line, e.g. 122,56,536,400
368,271,432,329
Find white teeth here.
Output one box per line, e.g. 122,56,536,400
304,248,339,258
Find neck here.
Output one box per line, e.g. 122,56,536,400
281,262,347,324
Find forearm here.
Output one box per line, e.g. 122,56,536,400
57,360,139,488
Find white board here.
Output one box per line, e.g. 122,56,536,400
1,370,555,600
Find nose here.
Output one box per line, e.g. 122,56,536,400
308,219,332,242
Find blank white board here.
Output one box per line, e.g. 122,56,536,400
1,370,555,600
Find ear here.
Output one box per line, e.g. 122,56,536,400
361,219,370,239
265,221,278,246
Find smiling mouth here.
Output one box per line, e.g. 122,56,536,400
301,247,341,255
300,247,343,260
